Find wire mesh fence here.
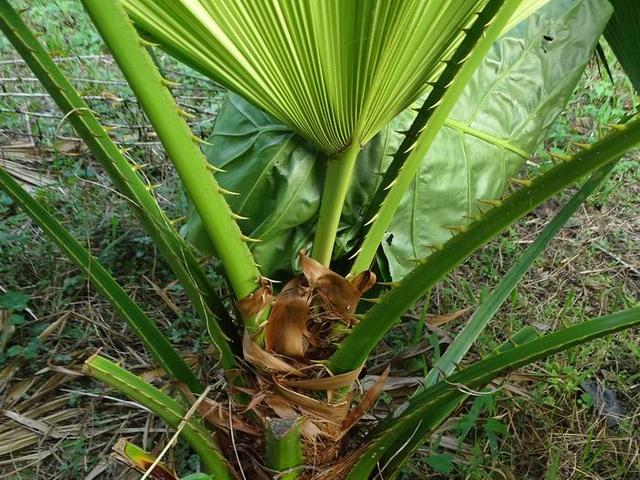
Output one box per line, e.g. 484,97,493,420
0,52,226,191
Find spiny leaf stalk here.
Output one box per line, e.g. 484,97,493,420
81,0,261,303
351,0,521,274
331,115,640,375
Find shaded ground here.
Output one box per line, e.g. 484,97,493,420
1,3,639,479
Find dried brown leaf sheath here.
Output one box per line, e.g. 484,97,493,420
265,277,311,358
262,253,376,359
237,284,273,320
300,253,376,324
243,330,303,376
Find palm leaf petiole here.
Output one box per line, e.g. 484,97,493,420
85,355,233,479
0,168,202,393
81,0,261,303
313,142,361,266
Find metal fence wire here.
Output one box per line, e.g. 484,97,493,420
0,53,226,190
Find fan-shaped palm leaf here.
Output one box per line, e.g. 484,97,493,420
122,0,557,266
123,0,492,156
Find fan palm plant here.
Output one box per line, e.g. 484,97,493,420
0,0,638,479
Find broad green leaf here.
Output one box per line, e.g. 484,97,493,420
604,0,640,93
383,0,613,280
183,94,405,277
208,95,319,243
183,93,320,277
122,0,489,156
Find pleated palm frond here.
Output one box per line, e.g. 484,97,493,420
502,0,550,32
122,0,495,156
604,0,640,93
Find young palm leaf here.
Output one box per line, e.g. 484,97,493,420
121,0,489,155
182,0,606,280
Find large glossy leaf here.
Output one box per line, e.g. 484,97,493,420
207,95,320,241
183,93,320,277
382,0,612,280
184,94,401,277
